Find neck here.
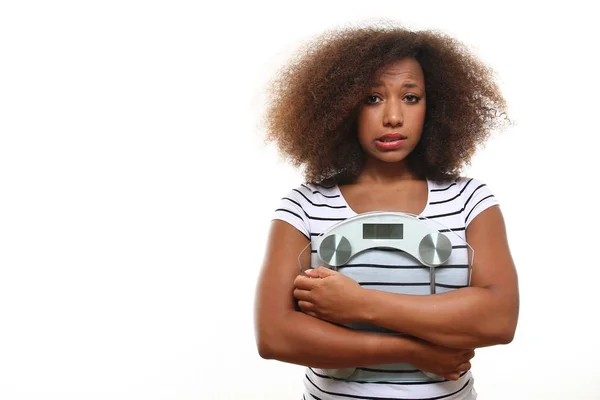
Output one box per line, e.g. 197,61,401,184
356,157,420,185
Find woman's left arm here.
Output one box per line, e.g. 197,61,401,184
295,205,519,349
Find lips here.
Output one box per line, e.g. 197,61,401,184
377,133,407,142
375,133,407,150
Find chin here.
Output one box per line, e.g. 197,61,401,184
371,151,412,164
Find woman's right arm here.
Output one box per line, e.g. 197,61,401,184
254,220,472,376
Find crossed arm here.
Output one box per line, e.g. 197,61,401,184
293,205,519,349
254,219,425,369
254,206,518,377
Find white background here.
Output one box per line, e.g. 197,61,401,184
1,1,598,399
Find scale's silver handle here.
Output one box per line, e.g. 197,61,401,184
418,231,452,295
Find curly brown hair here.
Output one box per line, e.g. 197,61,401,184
263,23,509,185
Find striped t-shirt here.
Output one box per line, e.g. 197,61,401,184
273,177,499,400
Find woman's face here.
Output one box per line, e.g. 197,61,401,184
357,58,426,165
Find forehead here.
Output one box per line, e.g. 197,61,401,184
373,58,425,86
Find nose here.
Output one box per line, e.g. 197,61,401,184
383,99,403,127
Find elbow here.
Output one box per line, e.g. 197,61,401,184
256,333,277,360
254,322,287,360
257,341,274,360
486,329,514,345
480,318,517,346
495,312,518,345
475,296,519,346
496,325,516,345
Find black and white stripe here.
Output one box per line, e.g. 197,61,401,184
304,369,474,400
274,178,497,400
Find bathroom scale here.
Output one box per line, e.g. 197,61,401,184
298,211,474,382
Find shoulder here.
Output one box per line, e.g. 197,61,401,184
454,176,497,205
277,182,348,218
275,182,344,214
299,182,341,200
280,182,341,205
273,182,346,239
428,176,494,199
455,177,499,227
427,176,499,227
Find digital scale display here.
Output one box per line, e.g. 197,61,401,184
362,223,404,239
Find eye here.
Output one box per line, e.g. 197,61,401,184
365,94,382,105
404,94,420,104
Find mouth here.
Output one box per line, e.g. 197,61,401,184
376,133,407,142
375,133,407,150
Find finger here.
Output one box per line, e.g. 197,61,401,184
446,372,460,381
303,269,319,278
306,266,337,278
293,288,312,301
294,275,317,290
297,300,315,312
462,349,475,360
457,362,471,372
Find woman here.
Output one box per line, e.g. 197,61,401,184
254,24,519,400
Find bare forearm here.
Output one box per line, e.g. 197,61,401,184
360,287,518,348
256,310,417,368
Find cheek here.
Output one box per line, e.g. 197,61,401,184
357,109,376,139
410,105,427,133
418,101,427,120
418,106,427,123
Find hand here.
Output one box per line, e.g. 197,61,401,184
409,339,475,381
293,267,364,325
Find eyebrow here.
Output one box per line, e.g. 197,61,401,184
372,81,422,90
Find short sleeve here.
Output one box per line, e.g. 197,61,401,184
272,186,311,241
461,178,500,228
